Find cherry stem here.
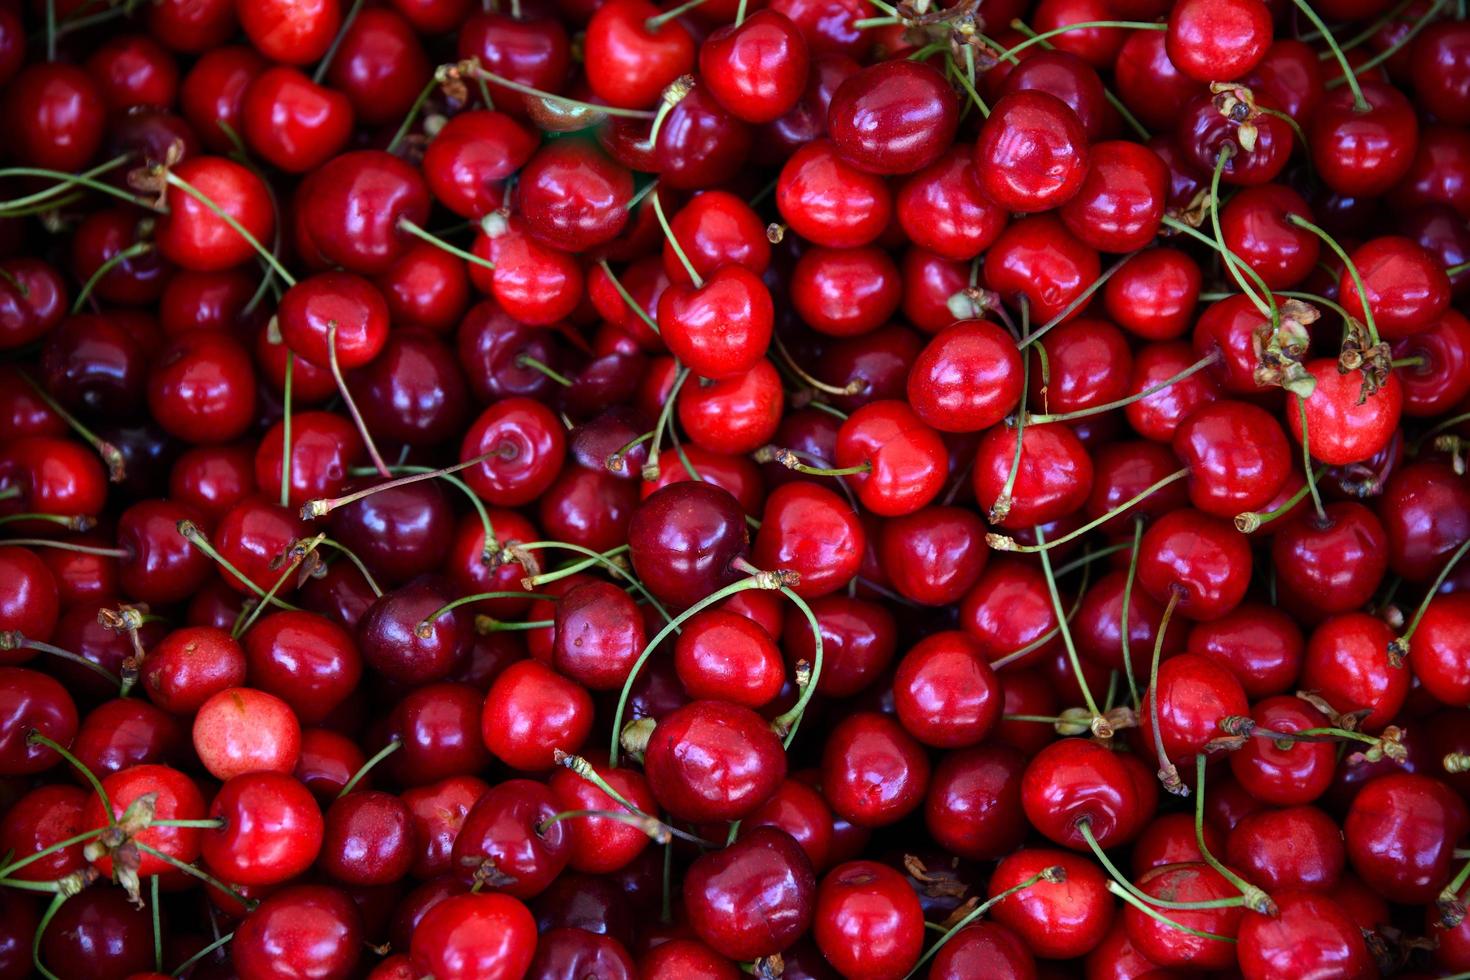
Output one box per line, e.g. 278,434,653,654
607,432,654,475
313,0,364,83
1035,524,1108,733
0,485,18,502
28,731,114,825
0,513,94,531
552,751,715,846
17,371,126,482
538,808,673,843
1296,396,1329,522
1149,590,1186,795
764,447,871,478
1285,213,1380,344
990,354,1031,525
1106,882,1238,944
72,240,153,315
989,469,1188,554
151,873,162,972
34,893,68,980
610,571,796,765
348,463,499,558
596,259,659,334
1078,820,1249,912
397,217,496,273
304,449,509,520
1292,0,1369,108
643,366,691,482
514,539,668,615
232,533,325,639
133,842,257,911
1004,19,1148,137
0,163,161,217
996,18,1163,62
336,738,401,798
1209,148,1280,325
1120,517,1145,711
163,171,296,286
1235,466,1327,532
515,353,573,388
523,542,631,587
1447,259,1470,277
1392,536,1470,656
150,818,226,829
0,633,122,689
0,537,124,557
1017,255,1131,349
645,0,709,30
170,930,235,978
734,0,749,22
906,868,1063,977
773,334,863,398
1194,754,1277,912
0,826,107,880
1035,352,1223,426
1163,217,1277,323
988,553,1098,671
771,586,823,746
1330,0,1444,93
474,616,554,632
650,191,703,288
946,55,991,118
416,590,556,637
280,352,294,508
387,70,445,155
175,520,303,612
465,64,658,119
1391,356,1426,370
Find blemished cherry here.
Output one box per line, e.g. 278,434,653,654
1125,863,1243,969
192,686,302,780
975,91,1090,213
821,711,929,827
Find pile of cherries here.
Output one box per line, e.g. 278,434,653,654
2,0,1470,974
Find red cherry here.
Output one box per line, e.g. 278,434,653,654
1226,804,1346,892
156,156,275,273
1189,602,1303,698
674,610,784,708
1338,235,1452,339
1300,613,1408,732
907,320,1024,433
1165,0,1272,83
983,214,1101,324
482,659,594,771
877,506,988,606
238,0,340,63
777,139,893,249
813,861,924,979
643,699,786,822
657,266,774,380
1139,651,1248,765
988,848,1113,960
324,7,431,126
303,150,430,275
233,885,362,979
202,771,323,885
1345,773,1470,903
1124,863,1243,969
821,711,929,827
0,784,87,882
1309,82,1419,198
2,64,105,171
240,66,353,173
1021,737,1143,850
409,892,537,980
192,686,302,780
685,827,816,960
548,757,659,873
83,763,205,879
975,91,1090,213
140,625,246,714
583,0,695,109
1237,890,1374,980
1219,184,1321,290
752,481,864,597
1059,140,1168,253
1285,359,1403,466
972,421,1094,529
518,139,633,252
1173,400,1291,518
700,10,811,123
826,58,958,175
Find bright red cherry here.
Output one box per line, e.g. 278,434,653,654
813,861,924,980
701,10,811,123
975,91,1090,213
827,59,958,175
1286,360,1403,466
1165,0,1272,83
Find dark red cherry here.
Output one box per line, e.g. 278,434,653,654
643,699,787,822
685,827,816,960
1059,140,1168,253
1188,602,1303,698
1021,737,1143,850
303,151,430,276
518,138,632,252
822,711,929,828
1309,82,1419,198
38,886,152,980
1346,772,1469,903
924,745,1027,861
877,506,988,607
0,667,78,775
1226,804,1345,892
827,58,958,175
324,7,431,126
2,64,105,172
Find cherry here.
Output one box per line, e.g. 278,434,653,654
324,7,432,126
789,244,900,337
1131,812,1221,874
210,497,306,596
357,579,466,687
662,191,772,283
1138,508,1253,620
1176,93,1291,186
376,244,471,336
155,156,275,273
640,938,741,978
813,860,924,980
821,711,929,827
482,659,594,771
1237,890,1374,980
139,625,245,714
972,421,1094,529
202,771,323,885
781,594,896,697
1060,140,1168,253
1172,400,1291,518
451,777,570,898
685,826,816,960
0,259,68,350
906,321,1024,434
0,783,88,882
83,763,205,878
752,481,864,598
826,58,957,176
1272,501,1389,615
1165,0,1272,82
518,139,632,253
2,64,105,172
1338,235,1451,339
584,0,695,109
38,885,153,980
1189,602,1303,698
0,667,77,775
643,699,786,822
976,91,1090,213
1300,613,1407,732
409,892,537,980
1219,184,1321,289
1226,804,1345,892
658,266,774,380
628,481,749,609
1140,651,1249,765
66,212,167,309
777,139,893,250
1125,863,1243,969
0,546,61,645
988,849,1112,960
1113,30,1204,133
878,506,988,606
701,10,811,123
318,789,416,886
1411,21,1470,124
114,499,214,606
833,400,947,517
983,214,1101,324
1345,771,1469,904
1021,737,1144,851
1379,460,1470,581
240,66,352,174
460,397,567,507
233,885,362,978
303,151,430,276
745,778,836,873
1309,82,1419,198
238,0,339,63
1409,593,1470,706
674,609,784,707
192,686,302,780
892,631,1000,749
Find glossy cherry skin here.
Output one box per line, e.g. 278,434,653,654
460,397,567,507
1219,184,1321,289
923,745,1027,862
518,139,632,252
983,215,1101,324
38,885,152,980
302,151,430,276
813,861,924,980
192,686,301,780
137,625,244,715
975,91,1089,212
409,892,537,980
0,546,60,646
237,0,338,62
1227,805,1345,892
821,711,929,828
1188,602,1303,698
906,320,1024,433
1345,772,1469,903
147,331,257,444
324,6,430,125
1410,593,1470,705
0,784,88,882
1228,696,1337,806
1021,738,1143,850
583,0,694,109
685,827,816,960
1165,0,1271,82
657,266,774,381
1309,82,1419,198
420,110,536,220
895,145,1006,260
1060,140,1168,253
551,579,645,691
663,190,772,283
1379,461,1470,581
752,481,864,598
781,594,896,698
1272,501,1389,615
1141,649,1250,764
450,778,569,899
1237,890,1374,980
232,885,362,980
826,59,957,176
878,506,987,607
777,139,892,249
1138,509,1253,621
481,659,594,771
675,610,784,708
1176,93,1291,186
627,481,749,610
1300,613,1407,732
1338,235,1451,339
989,849,1113,960
240,65,352,174
202,771,323,885
548,758,659,874
1173,400,1291,518
0,667,77,775
1104,250,1201,343
2,64,105,172
1125,863,1243,969
155,156,275,273
973,421,1093,529
701,10,811,123
834,400,947,517
242,610,361,725
644,699,786,822
744,778,836,873
278,271,389,371
892,632,1000,749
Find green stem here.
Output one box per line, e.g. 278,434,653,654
1035,524,1104,724
133,843,257,911
523,543,631,588
771,586,823,746
1296,397,1328,522
72,241,153,315
29,733,114,824
279,352,294,508
387,74,441,155
905,869,1060,977
1017,255,1130,350
645,0,709,30
1120,518,1145,712
1079,821,1248,911
152,874,163,972
642,366,691,481
17,371,126,482
1286,213,1379,344
164,172,296,286
1106,881,1237,943
1163,218,1277,322
0,165,158,216
1394,537,1470,654
989,469,1188,553
1194,754,1274,912
467,65,657,119
1292,0,1369,108
1148,590,1184,794
516,354,573,388
515,540,673,624
232,534,324,639
175,521,302,612
1235,466,1326,533
171,931,234,978
338,739,401,798
1210,147,1276,323
313,0,365,83
0,827,107,880
397,217,496,273
650,191,702,288
7,637,122,689
34,893,67,980
596,259,659,334
996,18,1164,62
